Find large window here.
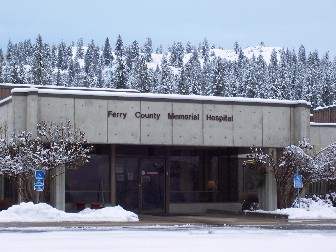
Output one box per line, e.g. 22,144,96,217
169,148,240,203
65,145,110,211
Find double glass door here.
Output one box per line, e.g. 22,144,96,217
116,157,165,213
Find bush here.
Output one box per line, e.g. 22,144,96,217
242,193,259,211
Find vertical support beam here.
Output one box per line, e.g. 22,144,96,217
50,165,65,210
0,175,4,200
110,145,116,206
165,146,170,213
290,106,311,145
26,89,39,135
259,148,278,211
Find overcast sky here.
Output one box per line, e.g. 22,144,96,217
1,0,335,57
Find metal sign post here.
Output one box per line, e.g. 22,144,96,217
294,172,303,208
34,170,45,204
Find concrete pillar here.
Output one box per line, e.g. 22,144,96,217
26,89,39,135
110,145,116,206
0,175,4,200
259,148,278,211
50,165,65,210
291,105,311,145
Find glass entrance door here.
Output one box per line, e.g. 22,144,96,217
140,158,165,212
116,157,165,213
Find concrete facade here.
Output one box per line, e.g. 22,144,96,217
0,86,335,213
2,88,312,148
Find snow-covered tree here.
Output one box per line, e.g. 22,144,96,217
143,37,153,62
32,34,52,85
102,37,113,67
76,38,85,59
0,121,92,202
169,41,184,68
246,138,336,209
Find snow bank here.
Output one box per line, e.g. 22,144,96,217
0,202,138,222
258,196,336,219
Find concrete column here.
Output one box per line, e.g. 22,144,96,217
110,145,116,206
259,148,278,211
291,106,311,145
26,89,39,135
0,175,4,200
50,165,65,210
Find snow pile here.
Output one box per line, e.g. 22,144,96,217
0,202,138,222
273,195,336,219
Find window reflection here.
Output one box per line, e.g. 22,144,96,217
169,148,241,203
65,153,110,211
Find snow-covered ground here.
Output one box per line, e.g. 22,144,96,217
0,202,138,222
0,227,335,252
0,201,336,251
1,197,336,223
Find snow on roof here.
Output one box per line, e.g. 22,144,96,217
9,85,311,107
314,104,336,111
310,122,336,127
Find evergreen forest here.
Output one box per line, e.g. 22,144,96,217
0,34,335,109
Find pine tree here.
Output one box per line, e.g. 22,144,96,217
114,56,127,89
233,41,240,54
102,37,113,67
136,55,150,92
295,45,307,100
176,66,188,95
185,50,202,95
306,50,320,107
235,49,248,97
278,49,292,100
23,39,34,65
57,40,68,71
10,61,20,84
143,37,153,62
76,38,84,59
156,45,163,54
6,40,15,63
67,59,75,86
84,40,97,73
211,57,225,96
125,40,140,70
244,56,258,98
169,41,184,67
151,66,161,93
32,34,52,85
255,54,268,98
185,41,193,54
320,52,333,106
201,38,210,62
50,45,58,69
0,49,4,83
115,35,124,58
159,55,174,94
268,49,280,99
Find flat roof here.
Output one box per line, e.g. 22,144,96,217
0,83,311,108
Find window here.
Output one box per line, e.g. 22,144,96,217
65,145,110,211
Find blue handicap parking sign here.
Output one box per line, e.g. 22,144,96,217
294,173,303,189
35,170,45,179
34,170,45,191
34,184,44,191
34,178,44,186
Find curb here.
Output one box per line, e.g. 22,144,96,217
206,209,289,219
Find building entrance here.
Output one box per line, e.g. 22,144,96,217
116,157,165,213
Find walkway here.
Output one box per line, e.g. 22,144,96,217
1,213,336,229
